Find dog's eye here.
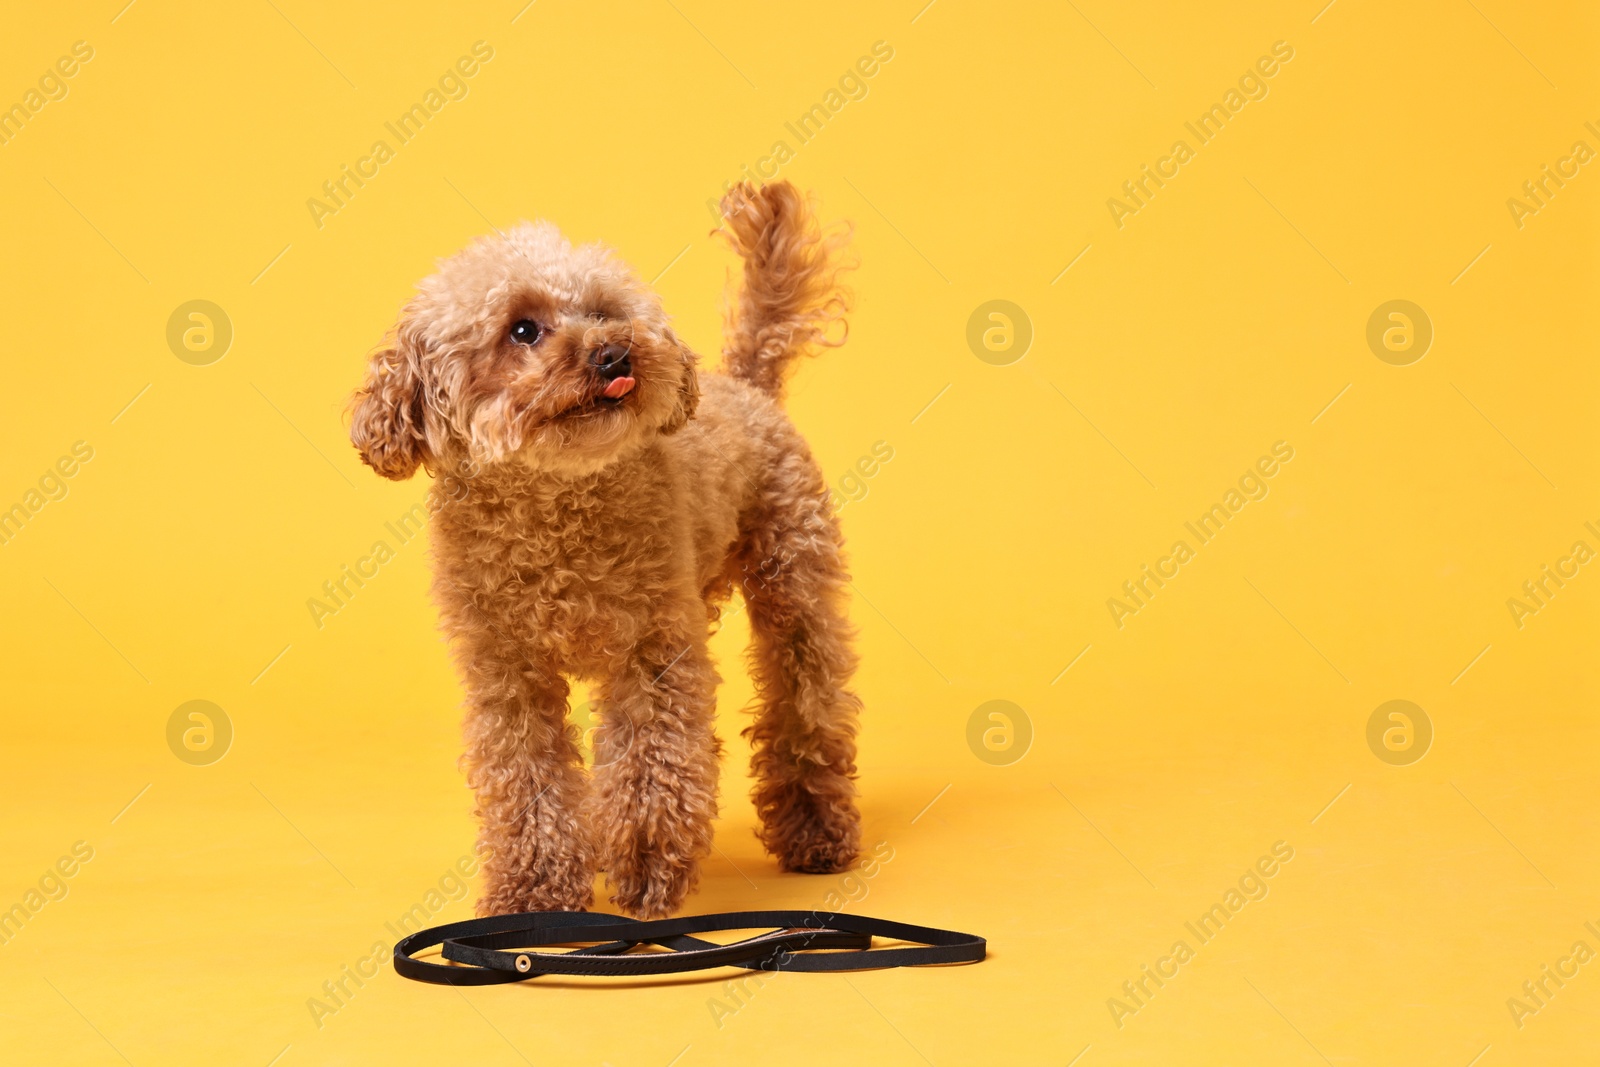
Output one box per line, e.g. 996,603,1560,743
509,319,542,345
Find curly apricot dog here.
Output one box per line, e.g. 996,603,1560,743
348,182,861,918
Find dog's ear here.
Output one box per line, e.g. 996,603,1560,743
349,318,432,480
659,329,700,436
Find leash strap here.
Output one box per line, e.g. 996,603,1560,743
394,910,986,984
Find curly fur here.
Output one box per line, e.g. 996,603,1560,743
348,180,860,918
719,182,852,398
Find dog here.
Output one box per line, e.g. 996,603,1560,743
348,181,862,919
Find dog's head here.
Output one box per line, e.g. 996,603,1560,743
349,222,699,480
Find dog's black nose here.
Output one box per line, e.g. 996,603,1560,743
591,343,632,379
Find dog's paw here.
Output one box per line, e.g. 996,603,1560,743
476,847,596,916
774,816,860,874
478,879,594,917
606,849,697,919
756,781,861,874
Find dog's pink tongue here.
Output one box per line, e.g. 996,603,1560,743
602,376,635,399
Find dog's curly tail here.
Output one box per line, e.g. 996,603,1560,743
716,181,852,399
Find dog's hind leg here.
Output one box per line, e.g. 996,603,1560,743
738,474,862,874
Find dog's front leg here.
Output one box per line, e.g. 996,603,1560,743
587,628,721,918
462,652,596,916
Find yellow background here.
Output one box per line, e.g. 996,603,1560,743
2,1,1595,1063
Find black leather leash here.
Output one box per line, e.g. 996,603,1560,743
394,910,986,985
